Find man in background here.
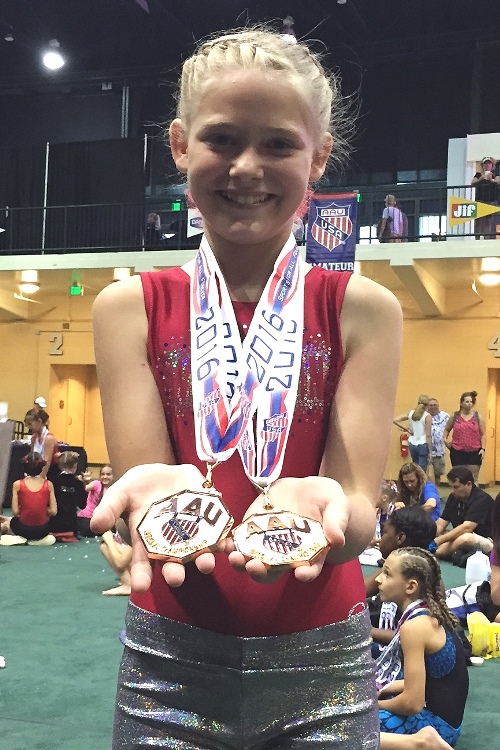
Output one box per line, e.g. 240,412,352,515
378,194,407,243
427,397,449,484
471,157,500,238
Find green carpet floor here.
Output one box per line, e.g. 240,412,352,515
1,539,498,749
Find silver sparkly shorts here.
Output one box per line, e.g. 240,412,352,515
113,602,379,750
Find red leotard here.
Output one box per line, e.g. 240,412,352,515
17,478,51,526
135,265,366,636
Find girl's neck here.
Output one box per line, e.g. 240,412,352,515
205,231,290,302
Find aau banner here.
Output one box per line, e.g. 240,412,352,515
306,192,358,270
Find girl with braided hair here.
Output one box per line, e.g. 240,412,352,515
376,547,469,749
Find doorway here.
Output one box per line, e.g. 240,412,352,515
48,364,107,463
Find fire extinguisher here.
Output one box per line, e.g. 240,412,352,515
400,432,409,458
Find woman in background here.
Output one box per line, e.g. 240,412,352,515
394,396,432,471
443,391,485,483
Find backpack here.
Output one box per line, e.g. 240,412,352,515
377,215,392,243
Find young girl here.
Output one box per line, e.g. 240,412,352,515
376,547,469,749
77,464,113,537
49,451,88,542
91,28,402,749
1,452,57,546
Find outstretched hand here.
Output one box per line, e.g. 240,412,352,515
226,475,350,584
90,463,226,590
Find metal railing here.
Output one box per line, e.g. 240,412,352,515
0,183,497,254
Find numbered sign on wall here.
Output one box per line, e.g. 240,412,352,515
48,333,64,356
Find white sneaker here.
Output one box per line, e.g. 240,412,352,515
0,535,28,546
27,534,56,546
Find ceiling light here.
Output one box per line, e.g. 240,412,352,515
113,267,131,281
21,269,38,283
478,273,500,286
481,257,500,272
42,39,65,70
19,282,40,294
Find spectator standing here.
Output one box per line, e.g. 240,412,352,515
394,395,432,470
443,390,485,483
25,409,60,482
435,466,493,562
427,397,449,484
378,195,407,243
471,157,500,238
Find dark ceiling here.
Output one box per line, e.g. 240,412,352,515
1,0,500,83
1,1,500,176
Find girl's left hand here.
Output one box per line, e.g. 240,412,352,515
227,476,350,584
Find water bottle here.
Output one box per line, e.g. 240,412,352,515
465,550,491,584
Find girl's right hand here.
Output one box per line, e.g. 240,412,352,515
90,463,225,590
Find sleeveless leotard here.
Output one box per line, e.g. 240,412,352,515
135,265,366,636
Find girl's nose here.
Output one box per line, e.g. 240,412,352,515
229,147,264,180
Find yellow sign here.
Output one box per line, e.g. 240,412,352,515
448,196,500,227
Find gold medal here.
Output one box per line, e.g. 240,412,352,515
137,464,233,563
232,488,329,568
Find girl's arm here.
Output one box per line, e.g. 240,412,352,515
40,434,58,479
47,480,57,517
479,414,486,452
91,276,175,478
490,560,500,606
378,619,427,715
90,277,214,589
320,274,402,563
424,413,432,457
443,415,454,448
11,480,20,516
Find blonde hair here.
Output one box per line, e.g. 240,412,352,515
175,28,351,170
411,394,430,422
58,451,80,471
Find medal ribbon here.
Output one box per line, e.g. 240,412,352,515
189,234,304,488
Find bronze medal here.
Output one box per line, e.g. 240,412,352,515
137,486,233,564
232,509,329,568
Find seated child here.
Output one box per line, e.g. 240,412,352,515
49,451,88,542
377,548,469,750
0,452,56,546
77,464,113,537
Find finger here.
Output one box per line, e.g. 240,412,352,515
227,549,248,572
194,551,216,575
130,558,154,593
293,548,329,583
244,559,290,584
162,561,186,587
90,481,130,533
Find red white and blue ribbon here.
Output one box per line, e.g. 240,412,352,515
187,234,304,489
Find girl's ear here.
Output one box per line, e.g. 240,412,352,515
309,132,333,183
405,577,420,597
169,119,189,174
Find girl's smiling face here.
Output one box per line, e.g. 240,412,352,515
100,466,113,485
170,69,332,256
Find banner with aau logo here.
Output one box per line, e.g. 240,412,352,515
306,192,358,271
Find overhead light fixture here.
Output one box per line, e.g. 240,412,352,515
42,39,65,71
113,267,132,282
18,270,40,294
19,282,40,294
337,0,347,4
481,257,500,272
478,273,500,286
